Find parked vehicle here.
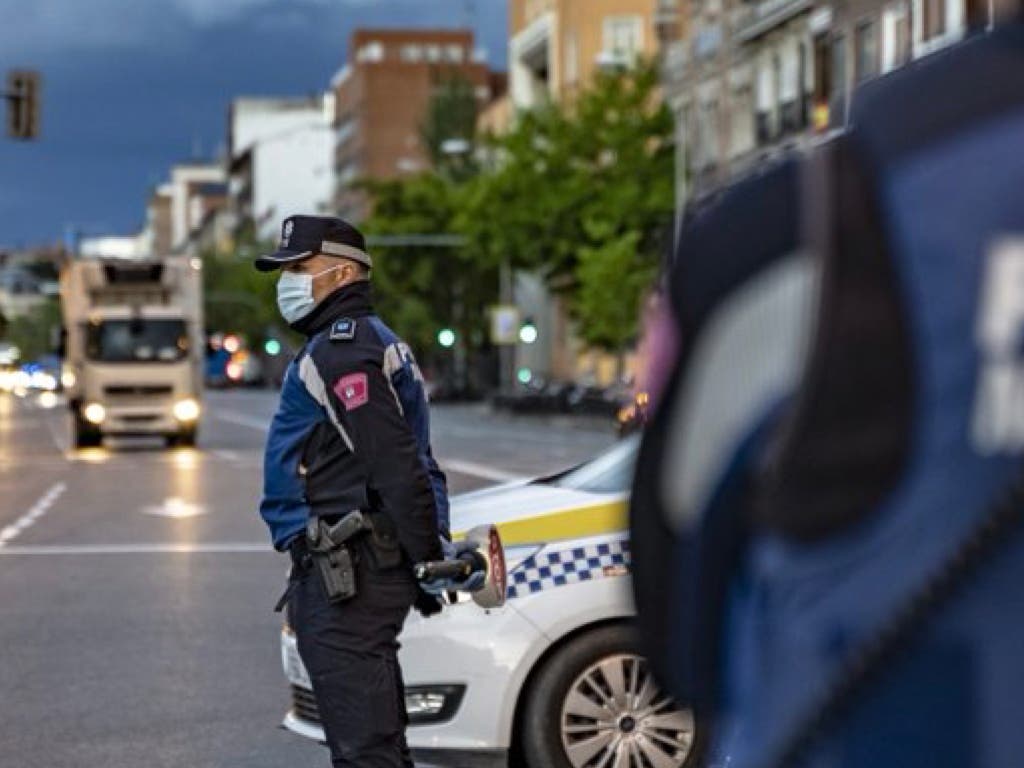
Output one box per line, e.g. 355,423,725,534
280,437,694,768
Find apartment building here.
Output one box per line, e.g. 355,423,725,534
331,29,494,220
227,95,335,240
510,0,667,109
666,0,984,207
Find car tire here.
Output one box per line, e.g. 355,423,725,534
521,624,694,768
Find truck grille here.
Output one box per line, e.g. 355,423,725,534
104,385,173,397
290,685,321,725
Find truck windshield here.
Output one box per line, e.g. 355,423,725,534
86,320,189,363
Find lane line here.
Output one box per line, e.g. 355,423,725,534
0,542,271,556
441,459,525,483
0,482,67,548
213,407,526,482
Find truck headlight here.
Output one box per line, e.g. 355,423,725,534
172,398,201,422
404,685,466,725
83,403,106,425
61,370,76,389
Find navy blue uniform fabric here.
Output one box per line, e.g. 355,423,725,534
702,23,1024,768
259,279,445,768
259,279,446,561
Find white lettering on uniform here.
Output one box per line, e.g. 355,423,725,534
972,239,1024,454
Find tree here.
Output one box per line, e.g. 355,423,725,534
201,229,284,347
2,299,61,361
461,61,674,351
420,75,480,180
357,173,499,387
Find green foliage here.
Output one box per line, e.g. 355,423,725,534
462,60,674,350
420,75,480,180
201,234,283,347
357,61,674,360
575,230,654,350
358,174,498,367
1,299,61,361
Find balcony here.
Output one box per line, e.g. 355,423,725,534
735,0,812,43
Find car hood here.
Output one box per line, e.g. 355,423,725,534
451,481,628,548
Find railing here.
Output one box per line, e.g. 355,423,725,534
734,0,812,42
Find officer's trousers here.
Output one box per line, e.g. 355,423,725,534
289,545,417,768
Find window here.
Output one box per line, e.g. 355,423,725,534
86,320,188,363
425,44,442,62
543,436,639,494
730,85,755,158
830,34,848,124
446,44,465,63
356,41,384,63
565,31,579,84
922,0,947,40
603,16,644,64
400,44,423,63
882,4,911,71
855,20,879,82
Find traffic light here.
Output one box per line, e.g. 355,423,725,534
519,318,538,345
263,339,282,356
437,328,456,348
6,70,41,141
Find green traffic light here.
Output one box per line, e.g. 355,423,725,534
438,328,456,348
264,339,282,356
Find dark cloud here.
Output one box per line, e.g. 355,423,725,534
0,0,508,247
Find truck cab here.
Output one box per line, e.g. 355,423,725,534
60,256,204,448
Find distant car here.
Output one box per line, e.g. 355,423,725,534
280,437,694,768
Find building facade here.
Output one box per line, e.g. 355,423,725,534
331,29,495,220
227,95,335,241
510,0,667,109
666,0,983,209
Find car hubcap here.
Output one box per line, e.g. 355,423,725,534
560,653,693,768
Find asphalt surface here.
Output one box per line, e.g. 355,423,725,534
0,388,616,768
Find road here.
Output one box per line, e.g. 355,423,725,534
0,388,616,768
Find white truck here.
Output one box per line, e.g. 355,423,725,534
59,255,204,448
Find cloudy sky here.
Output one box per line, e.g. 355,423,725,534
0,0,507,248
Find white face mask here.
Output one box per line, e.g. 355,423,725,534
276,265,340,324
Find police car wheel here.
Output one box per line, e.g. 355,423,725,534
522,624,694,768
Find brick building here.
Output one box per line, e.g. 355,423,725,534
331,29,495,220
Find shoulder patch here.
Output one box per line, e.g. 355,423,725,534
334,373,369,411
330,318,356,342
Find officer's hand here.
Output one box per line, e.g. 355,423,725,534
414,587,444,618
420,569,486,595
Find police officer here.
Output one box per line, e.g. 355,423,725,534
256,215,449,767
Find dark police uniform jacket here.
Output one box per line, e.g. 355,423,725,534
259,280,446,565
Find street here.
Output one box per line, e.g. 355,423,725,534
0,389,616,768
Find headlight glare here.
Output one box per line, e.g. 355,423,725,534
173,398,201,422
83,403,106,424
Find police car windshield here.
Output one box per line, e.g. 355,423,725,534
86,319,189,363
542,435,639,494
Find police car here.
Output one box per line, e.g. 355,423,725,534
280,436,694,768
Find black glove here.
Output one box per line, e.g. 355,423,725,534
414,587,443,618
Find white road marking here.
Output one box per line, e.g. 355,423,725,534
441,459,525,483
0,482,67,548
142,497,206,519
215,405,527,482
211,449,241,462
211,410,270,432
0,542,271,556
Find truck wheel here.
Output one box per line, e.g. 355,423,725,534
166,430,197,448
522,624,694,768
73,422,102,448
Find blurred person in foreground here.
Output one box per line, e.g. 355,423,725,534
632,6,1024,767
255,215,450,767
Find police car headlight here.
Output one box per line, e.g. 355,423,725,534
172,398,201,422
404,685,466,725
83,403,106,425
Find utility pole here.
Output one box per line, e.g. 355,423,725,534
5,70,41,141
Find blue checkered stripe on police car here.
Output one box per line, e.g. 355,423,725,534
507,539,631,599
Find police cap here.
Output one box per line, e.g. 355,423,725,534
254,215,373,272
